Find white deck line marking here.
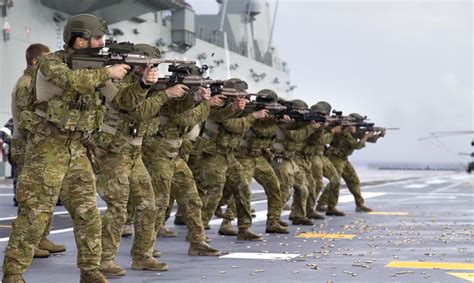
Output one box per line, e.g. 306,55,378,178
209,192,387,226
0,207,107,221
433,183,462,193
0,193,14,196
425,179,449,185
403,184,429,188
220,252,300,260
415,196,457,199
1,192,388,242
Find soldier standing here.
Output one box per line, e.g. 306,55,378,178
272,99,319,225
2,14,136,283
10,43,66,259
218,89,288,235
199,79,267,241
142,65,222,257
317,113,375,215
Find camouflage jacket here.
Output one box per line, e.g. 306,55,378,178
33,50,148,133
273,122,315,158
11,67,35,140
200,104,256,154
304,128,334,156
326,131,366,159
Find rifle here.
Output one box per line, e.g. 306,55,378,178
67,40,196,70
244,101,287,115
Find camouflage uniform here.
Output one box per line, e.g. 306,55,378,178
142,100,210,245
318,132,366,208
94,74,170,264
2,50,138,275
272,122,315,223
10,65,61,255
221,117,286,231
304,128,340,213
199,105,256,232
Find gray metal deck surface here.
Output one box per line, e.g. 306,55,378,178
0,170,472,282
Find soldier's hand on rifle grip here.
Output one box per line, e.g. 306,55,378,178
253,109,269,120
310,120,321,129
165,84,189,98
280,114,292,123
141,65,159,85
108,64,130,80
331,125,342,133
193,86,211,101
206,94,225,107
365,131,375,138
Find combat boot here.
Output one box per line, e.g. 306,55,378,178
100,260,126,276
159,226,177,237
307,210,325,220
326,207,346,216
121,224,133,237
278,219,289,227
2,273,25,283
316,204,328,212
292,217,314,226
153,250,162,258
218,220,237,236
237,228,263,241
251,207,256,218
188,241,221,256
174,215,186,225
214,206,224,218
38,238,66,253
80,269,108,283
265,220,289,234
356,205,373,212
132,257,168,271
33,247,50,258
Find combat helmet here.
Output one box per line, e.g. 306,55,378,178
311,101,332,114
256,89,278,103
349,113,365,122
224,78,248,91
291,99,308,110
63,14,108,45
134,43,161,59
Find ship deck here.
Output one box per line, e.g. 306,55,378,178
0,168,473,282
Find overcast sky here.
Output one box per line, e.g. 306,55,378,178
188,0,473,165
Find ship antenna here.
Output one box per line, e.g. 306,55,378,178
267,0,279,54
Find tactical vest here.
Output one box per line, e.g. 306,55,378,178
201,118,242,152
304,129,326,156
33,51,106,132
327,133,357,158
243,120,277,150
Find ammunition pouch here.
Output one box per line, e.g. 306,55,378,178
37,95,105,132
18,110,43,134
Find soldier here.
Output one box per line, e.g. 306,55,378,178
317,113,376,215
199,78,267,241
2,14,137,283
304,102,342,218
10,43,66,259
93,43,176,276
142,65,222,257
218,89,288,235
272,99,319,225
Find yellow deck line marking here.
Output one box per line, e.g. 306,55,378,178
447,272,474,282
368,212,409,216
386,261,474,270
296,233,355,239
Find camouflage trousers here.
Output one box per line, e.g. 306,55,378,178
11,137,54,238
222,154,282,221
306,155,341,210
200,152,252,228
3,126,102,274
318,156,364,207
142,147,205,244
272,157,308,219
96,146,156,261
